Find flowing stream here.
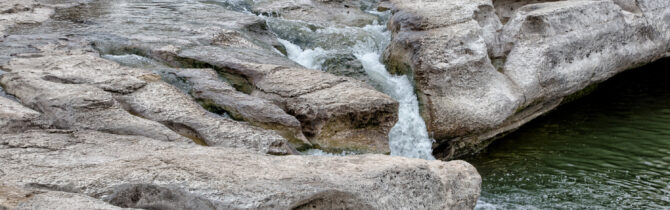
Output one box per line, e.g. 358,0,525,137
270,15,435,160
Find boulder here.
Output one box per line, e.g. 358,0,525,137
0,130,481,209
384,0,523,158
384,0,670,158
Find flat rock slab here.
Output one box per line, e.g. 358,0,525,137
0,130,481,209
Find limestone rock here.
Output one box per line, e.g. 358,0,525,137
0,185,134,210
155,68,312,149
0,130,481,209
0,0,53,37
16,0,400,154
0,48,292,155
384,0,523,158
254,68,398,153
0,97,41,133
251,0,378,27
115,81,293,155
384,0,670,158
177,46,399,153
0,68,189,143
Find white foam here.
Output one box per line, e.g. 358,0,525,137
278,38,331,70
275,14,435,160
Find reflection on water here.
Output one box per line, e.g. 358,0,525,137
469,58,670,209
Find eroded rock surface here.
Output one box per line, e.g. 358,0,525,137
251,0,379,27
0,45,292,155
0,130,481,209
175,46,399,153
384,0,670,158
47,0,401,153
156,68,312,148
0,97,41,133
0,0,53,37
0,185,133,210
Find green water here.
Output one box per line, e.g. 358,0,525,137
469,58,670,209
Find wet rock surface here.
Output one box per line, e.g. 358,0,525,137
384,0,670,159
0,130,481,209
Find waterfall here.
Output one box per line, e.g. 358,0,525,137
276,16,435,160
353,51,436,160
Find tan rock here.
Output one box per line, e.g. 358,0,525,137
384,0,670,158
178,47,399,153
0,130,481,209
156,68,312,149
1,49,292,155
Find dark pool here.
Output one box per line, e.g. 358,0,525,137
469,58,670,209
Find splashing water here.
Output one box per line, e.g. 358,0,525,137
277,39,331,70
354,51,435,160
275,15,435,159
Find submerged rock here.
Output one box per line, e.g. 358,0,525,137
384,0,670,159
0,130,481,209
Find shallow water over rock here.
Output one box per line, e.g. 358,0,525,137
469,58,670,209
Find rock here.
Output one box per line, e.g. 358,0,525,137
253,68,398,153
0,130,481,209
177,46,399,153
115,80,293,155
0,185,134,210
384,0,523,158
0,46,292,155
384,0,670,159
0,66,190,144
155,68,312,149
0,97,41,133
250,0,378,27
321,53,375,85
11,0,400,154
0,0,53,37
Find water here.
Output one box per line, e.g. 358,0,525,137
274,14,435,160
468,58,670,209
